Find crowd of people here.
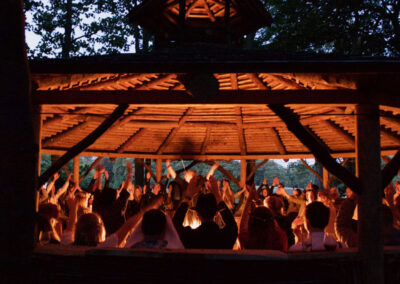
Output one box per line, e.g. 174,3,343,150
36,160,400,252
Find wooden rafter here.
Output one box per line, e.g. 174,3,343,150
268,74,307,90
300,159,322,182
321,120,355,146
304,125,332,153
42,148,400,160
200,127,211,154
381,126,400,144
267,127,287,155
230,73,238,89
75,74,150,90
42,116,105,147
38,104,128,188
247,73,267,90
235,107,246,155
380,110,400,126
246,159,269,182
136,158,157,180
135,73,177,90
117,128,147,153
42,107,89,129
200,0,216,22
157,107,193,154
269,104,361,193
35,89,369,106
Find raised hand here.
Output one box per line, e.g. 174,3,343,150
263,177,267,185
207,176,222,203
273,177,279,186
185,174,202,200
53,172,60,181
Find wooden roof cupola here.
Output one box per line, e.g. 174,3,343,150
128,0,272,47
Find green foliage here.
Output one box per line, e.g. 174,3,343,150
24,0,151,58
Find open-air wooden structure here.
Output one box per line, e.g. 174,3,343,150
2,1,400,283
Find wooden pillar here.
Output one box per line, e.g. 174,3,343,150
0,0,36,260
356,104,383,284
240,160,247,187
323,167,329,189
156,159,162,183
135,158,144,186
246,160,255,185
33,106,42,212
73,156,80,185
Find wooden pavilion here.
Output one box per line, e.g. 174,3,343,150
2,1,400,283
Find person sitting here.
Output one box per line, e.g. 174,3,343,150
125,209,184,249
239,189,287,250
173,176,238,249
289,201,339,251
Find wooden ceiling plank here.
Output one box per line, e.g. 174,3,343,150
42,148,400,160
156,107,194,154
200,127,211,154
34,89,372,106
200,0,216,21
381,126,400,144
322,120,355,146
38,104,128,188
269,104,361,193
230,73,238,90
235,107,246,155
267,127,287,155
116,128,147,153
247,73,268,90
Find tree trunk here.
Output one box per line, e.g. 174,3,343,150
62,0,73,59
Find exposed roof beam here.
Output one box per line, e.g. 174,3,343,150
269,104,361,193
156,107,193,154
247,73,268,90
380,110,400,126
42,148,399,160
201,0,216,22
38,104,128,188
230,73,238,90
235,107,246,155
34,89,397,107
116,128,147,153
200,127,211,154
300,158,323,182
267,127,287,155
381,126,400,144
321,120,355,146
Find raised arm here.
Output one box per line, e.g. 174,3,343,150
166,160,177,180
53,173,72,203
239,187,257,243
205,163,219,180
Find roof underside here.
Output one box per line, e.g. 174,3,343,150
33,70,400,159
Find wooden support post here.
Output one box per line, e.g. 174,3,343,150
135,158,144,186
240,159,247,187
156,159,162,183
33,106,42,212
0,0,36,260
38,104,128,188
73,156,79,185
246,160,255,185
323,167,330,189
356,104,383,284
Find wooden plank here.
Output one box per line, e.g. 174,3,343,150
235,107,246,155
73,156,79,185
200,127,211,154
322,120,355,146
230,73,238,89
38,104,128,188
34,89,368,105
328,158,349,184
355,104,383,284
41,148,400,160
156,108,193,154
269,104,361,193
240,159,247,187
247,73,267,90
380,126,400,144
156,159,162,183
381,150,400,190
33,106,43,212
135,158,144,186
117,129,147,153
323,167,329,189
267,127,287,155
